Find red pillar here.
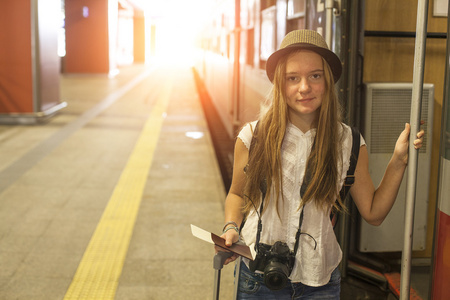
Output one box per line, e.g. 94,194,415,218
0,0,64,123
0,0,33,113
64,0,116,73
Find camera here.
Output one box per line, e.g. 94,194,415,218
248,241,295,290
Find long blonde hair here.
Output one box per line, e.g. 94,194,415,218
243,51,344,217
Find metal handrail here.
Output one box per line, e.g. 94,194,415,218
400,0,428,299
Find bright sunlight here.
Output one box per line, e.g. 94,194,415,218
132,0,214,66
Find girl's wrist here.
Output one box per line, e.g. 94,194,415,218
223,226,239,234
222,221,239,234
391,153,408,168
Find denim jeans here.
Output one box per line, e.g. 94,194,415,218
236,261,341,299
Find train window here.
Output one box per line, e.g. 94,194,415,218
243,0,255,28
260,6,277,65
226,34,231,58
287,0,306,19
286,0,306,32
214,36,220,54
220,33,227,56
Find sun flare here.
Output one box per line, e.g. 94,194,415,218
139,0,214,66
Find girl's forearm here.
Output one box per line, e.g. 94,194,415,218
370,156,407,225
224,193,245,227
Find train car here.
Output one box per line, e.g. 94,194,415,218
194,0,449,298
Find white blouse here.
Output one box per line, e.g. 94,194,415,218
238,121,365,287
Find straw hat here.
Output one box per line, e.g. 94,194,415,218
266,29,342,83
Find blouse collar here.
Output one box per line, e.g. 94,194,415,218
287,122,317,138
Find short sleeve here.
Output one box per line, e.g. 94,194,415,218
237,120,258,150
360,133,366,147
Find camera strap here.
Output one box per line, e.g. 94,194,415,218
255,176,312,255
254,138,316,256
250,124,360,255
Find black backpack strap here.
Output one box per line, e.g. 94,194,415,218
339,126,360,200
332,127,360,227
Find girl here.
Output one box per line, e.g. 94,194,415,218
218,29,425,299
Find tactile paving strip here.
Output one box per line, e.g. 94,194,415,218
63,80,172,299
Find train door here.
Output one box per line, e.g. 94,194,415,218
336,1,447,298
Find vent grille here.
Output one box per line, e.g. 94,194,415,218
370,88,429,154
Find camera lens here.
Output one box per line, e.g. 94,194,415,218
264,261,289,291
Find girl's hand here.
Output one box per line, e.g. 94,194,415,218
214,229,240,265
394,122,425,165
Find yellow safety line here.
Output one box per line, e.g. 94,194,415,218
64,80,172,300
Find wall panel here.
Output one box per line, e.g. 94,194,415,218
363,0,447,258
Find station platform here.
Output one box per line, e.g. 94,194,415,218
0,63,430,300
0,64,235,299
